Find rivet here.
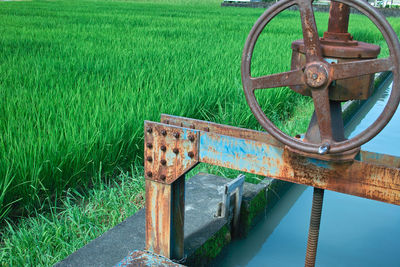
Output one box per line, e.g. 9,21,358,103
147,171,153,178
204,127,210,132
190,124,195,129
173,148,179,154
146,156,153,162
188,135,195,142
146,143,153,149
146,127,153,134
173,132,180,139
188,151,194,158
160,175,166,181
161,145,166,151
164,120,169,124
161,159,167,165
161,130,167,136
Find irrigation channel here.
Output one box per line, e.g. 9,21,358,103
209,76,400,267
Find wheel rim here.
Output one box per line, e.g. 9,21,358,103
241,0,400,154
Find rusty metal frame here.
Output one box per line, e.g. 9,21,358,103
144,121,200,259
145,114,400,258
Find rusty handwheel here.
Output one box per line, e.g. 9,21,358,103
242,0,400,156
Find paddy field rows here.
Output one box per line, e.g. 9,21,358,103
0,0,398,244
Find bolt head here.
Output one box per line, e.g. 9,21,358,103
188,135,195,142
146,143,153,149
304,63,328,88
146,156,153,162
146,171,153,178
188,151,194,158
173,132,180,139
160,145,166,151
161,130,167,136
318,143,330,155
173,148,179,154
161,159,167,165
146,127,153,134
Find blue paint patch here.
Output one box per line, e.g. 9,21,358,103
199,132,284,176
307,158,333,170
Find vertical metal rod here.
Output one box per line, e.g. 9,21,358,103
327,1,350,34
304,187,324,267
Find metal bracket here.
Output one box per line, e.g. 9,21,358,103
215,174,245,234
144,121,199,184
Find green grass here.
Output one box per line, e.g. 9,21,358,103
0,0,300,219
0,165,145,266
1,0,396,221
0,0,399,265
0,0,397,220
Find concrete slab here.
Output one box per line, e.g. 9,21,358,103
54,173,285,267
55,173,233,267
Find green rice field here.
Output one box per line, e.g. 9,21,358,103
1,0,400,265
0,0,398,226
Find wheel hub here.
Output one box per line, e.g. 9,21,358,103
304,63,329,88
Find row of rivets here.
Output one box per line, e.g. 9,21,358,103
146,126,196,142
146,125,196,182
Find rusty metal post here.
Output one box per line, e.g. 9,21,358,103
327,1,350,34
144,121,199,260
304,187,324,267
145,175,185,260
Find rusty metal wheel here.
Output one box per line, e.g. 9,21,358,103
242,0,400,155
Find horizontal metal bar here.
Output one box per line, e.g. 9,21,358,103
161,114,283,147
159,115,400,205
199,130,400,206
161,114,400,170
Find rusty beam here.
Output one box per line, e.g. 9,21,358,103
145,176,185,259
160,114,283,147
199,130,400,205
156,116,400,205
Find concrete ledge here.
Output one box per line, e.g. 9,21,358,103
54,173,292,267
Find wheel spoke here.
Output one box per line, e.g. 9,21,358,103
310,85,333,141
251,69,304,90
331,57,394,80
297,0,323,62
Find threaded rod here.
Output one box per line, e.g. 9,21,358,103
305,187,324,267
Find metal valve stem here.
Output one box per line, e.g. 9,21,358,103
304,187,325,267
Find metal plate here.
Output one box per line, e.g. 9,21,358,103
144,121,199,184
